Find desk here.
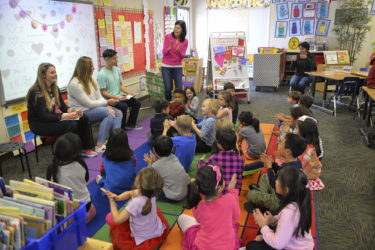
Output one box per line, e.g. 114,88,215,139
360,87,375,147
307,70,367,107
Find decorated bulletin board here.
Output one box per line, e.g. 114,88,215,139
164,6,177,36
94,6,155,76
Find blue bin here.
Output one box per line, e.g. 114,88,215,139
22,202,87,250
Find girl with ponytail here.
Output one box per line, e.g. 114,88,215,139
101,167,169,249
178,165,242,249
236,111,266,160
247,166,314,250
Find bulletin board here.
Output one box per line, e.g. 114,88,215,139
94,6,155,76
164,6,177,36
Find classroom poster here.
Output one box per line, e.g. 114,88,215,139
289,20,301,36
272,0,285,3
134,22,142,44
303,2,316,18
275,21,287,38
291,3,303,19
371,0,375,15
315,19,330,36
276,3,289,20
302,19,315,35
316,1,329,19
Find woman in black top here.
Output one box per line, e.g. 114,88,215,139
290,42,316,94
26,63,96,157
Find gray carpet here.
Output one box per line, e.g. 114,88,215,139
1,84,374,249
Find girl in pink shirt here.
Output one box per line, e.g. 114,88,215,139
178,165,242,250
248,166,314,250
217,90,234,121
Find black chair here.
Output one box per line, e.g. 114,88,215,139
328,77,360,117
0,141,32,178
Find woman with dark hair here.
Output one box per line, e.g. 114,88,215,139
290,42,316,94
162,20,189,101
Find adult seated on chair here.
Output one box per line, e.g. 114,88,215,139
98,49,142,130
26,63,97,157
68,56,122,153
290,42,316,94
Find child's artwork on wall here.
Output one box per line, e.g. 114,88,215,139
302,19,315,35
316,19,330,36
232,47,245,57
303,2,316,18
275,21,288,38
291,3,303,19
371,0,375,15
299,0,309,2
272,0,285,3
289,20,301,36
316,1,329,18
276,3,289,20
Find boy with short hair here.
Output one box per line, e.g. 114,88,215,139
224,82,239,124
245,133,307,211
169,88,186,118
144,135,190,202
163,115,196,171
197,128,244,194
149,99,173,141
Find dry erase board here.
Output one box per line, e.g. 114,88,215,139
0,0,98,102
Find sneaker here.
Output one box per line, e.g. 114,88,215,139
96,175,102,184
81,149,97,158
95,145,106,153
125,125,143,130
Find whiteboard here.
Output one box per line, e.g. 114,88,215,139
0,0,98,102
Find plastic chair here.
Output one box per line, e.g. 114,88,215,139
328,77,360,117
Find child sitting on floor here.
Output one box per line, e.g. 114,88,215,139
274,91,301,125
247,166,314,250
217,90,235,121
97,128,136,195
198,128,244,194
211,118,235,154
149,99,173,141
178,165,241,250
191,98,220,153
101,168,169,249
163,115,196,171
144,135,190,202
169,88,186,118
184,86,199,121
224,82,239,124
47,132,96,223
297,116,325,190
245,133,306,212
236,111,266,160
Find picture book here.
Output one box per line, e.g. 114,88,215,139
337,51,350,64
20,214,45,239
13,189,54,201
0,199,45,219
325,52,338,64
13,193,56,208
10,180,53,197
35,177,73,201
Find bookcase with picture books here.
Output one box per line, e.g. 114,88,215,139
323,50,350,69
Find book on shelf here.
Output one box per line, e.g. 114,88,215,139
325,52,338,64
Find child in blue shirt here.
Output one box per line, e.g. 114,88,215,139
163,115,196,171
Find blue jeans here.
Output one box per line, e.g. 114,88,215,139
290,74,310,94
161,67,183,101
84,106,122,143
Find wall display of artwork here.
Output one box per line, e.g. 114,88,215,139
316,1,329,18
276,2,289,20
275,21,288,37
316,19,330,36
291,3,303,19
207,0,271,8
303,2,316,18
289,19,301,36
302,19,314,35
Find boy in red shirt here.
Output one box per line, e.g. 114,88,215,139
169,88,186,118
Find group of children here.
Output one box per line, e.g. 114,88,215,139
46,86,324,249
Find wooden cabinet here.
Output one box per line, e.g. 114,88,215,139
253,52,285,91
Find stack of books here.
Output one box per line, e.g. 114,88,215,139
0,177,80,249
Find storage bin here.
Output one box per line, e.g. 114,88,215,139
22,202,87,250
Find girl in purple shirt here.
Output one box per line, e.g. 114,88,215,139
161,20,189,101
102,168,169,249
247,166,314,250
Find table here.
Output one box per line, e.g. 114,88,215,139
306,71,368,113
0,141,32,178
360,87,375,147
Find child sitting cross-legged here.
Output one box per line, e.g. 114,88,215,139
211,118,235,154
149,99,173,141
198,128,244,194
245,133,307,212
247,166,314,250
101,168,169,249
144,135,190,202
163,115,196,171
169,88,186,118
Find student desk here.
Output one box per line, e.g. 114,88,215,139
360,86,375,147
306,71,368,113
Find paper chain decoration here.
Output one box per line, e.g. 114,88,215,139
9,0,76,32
